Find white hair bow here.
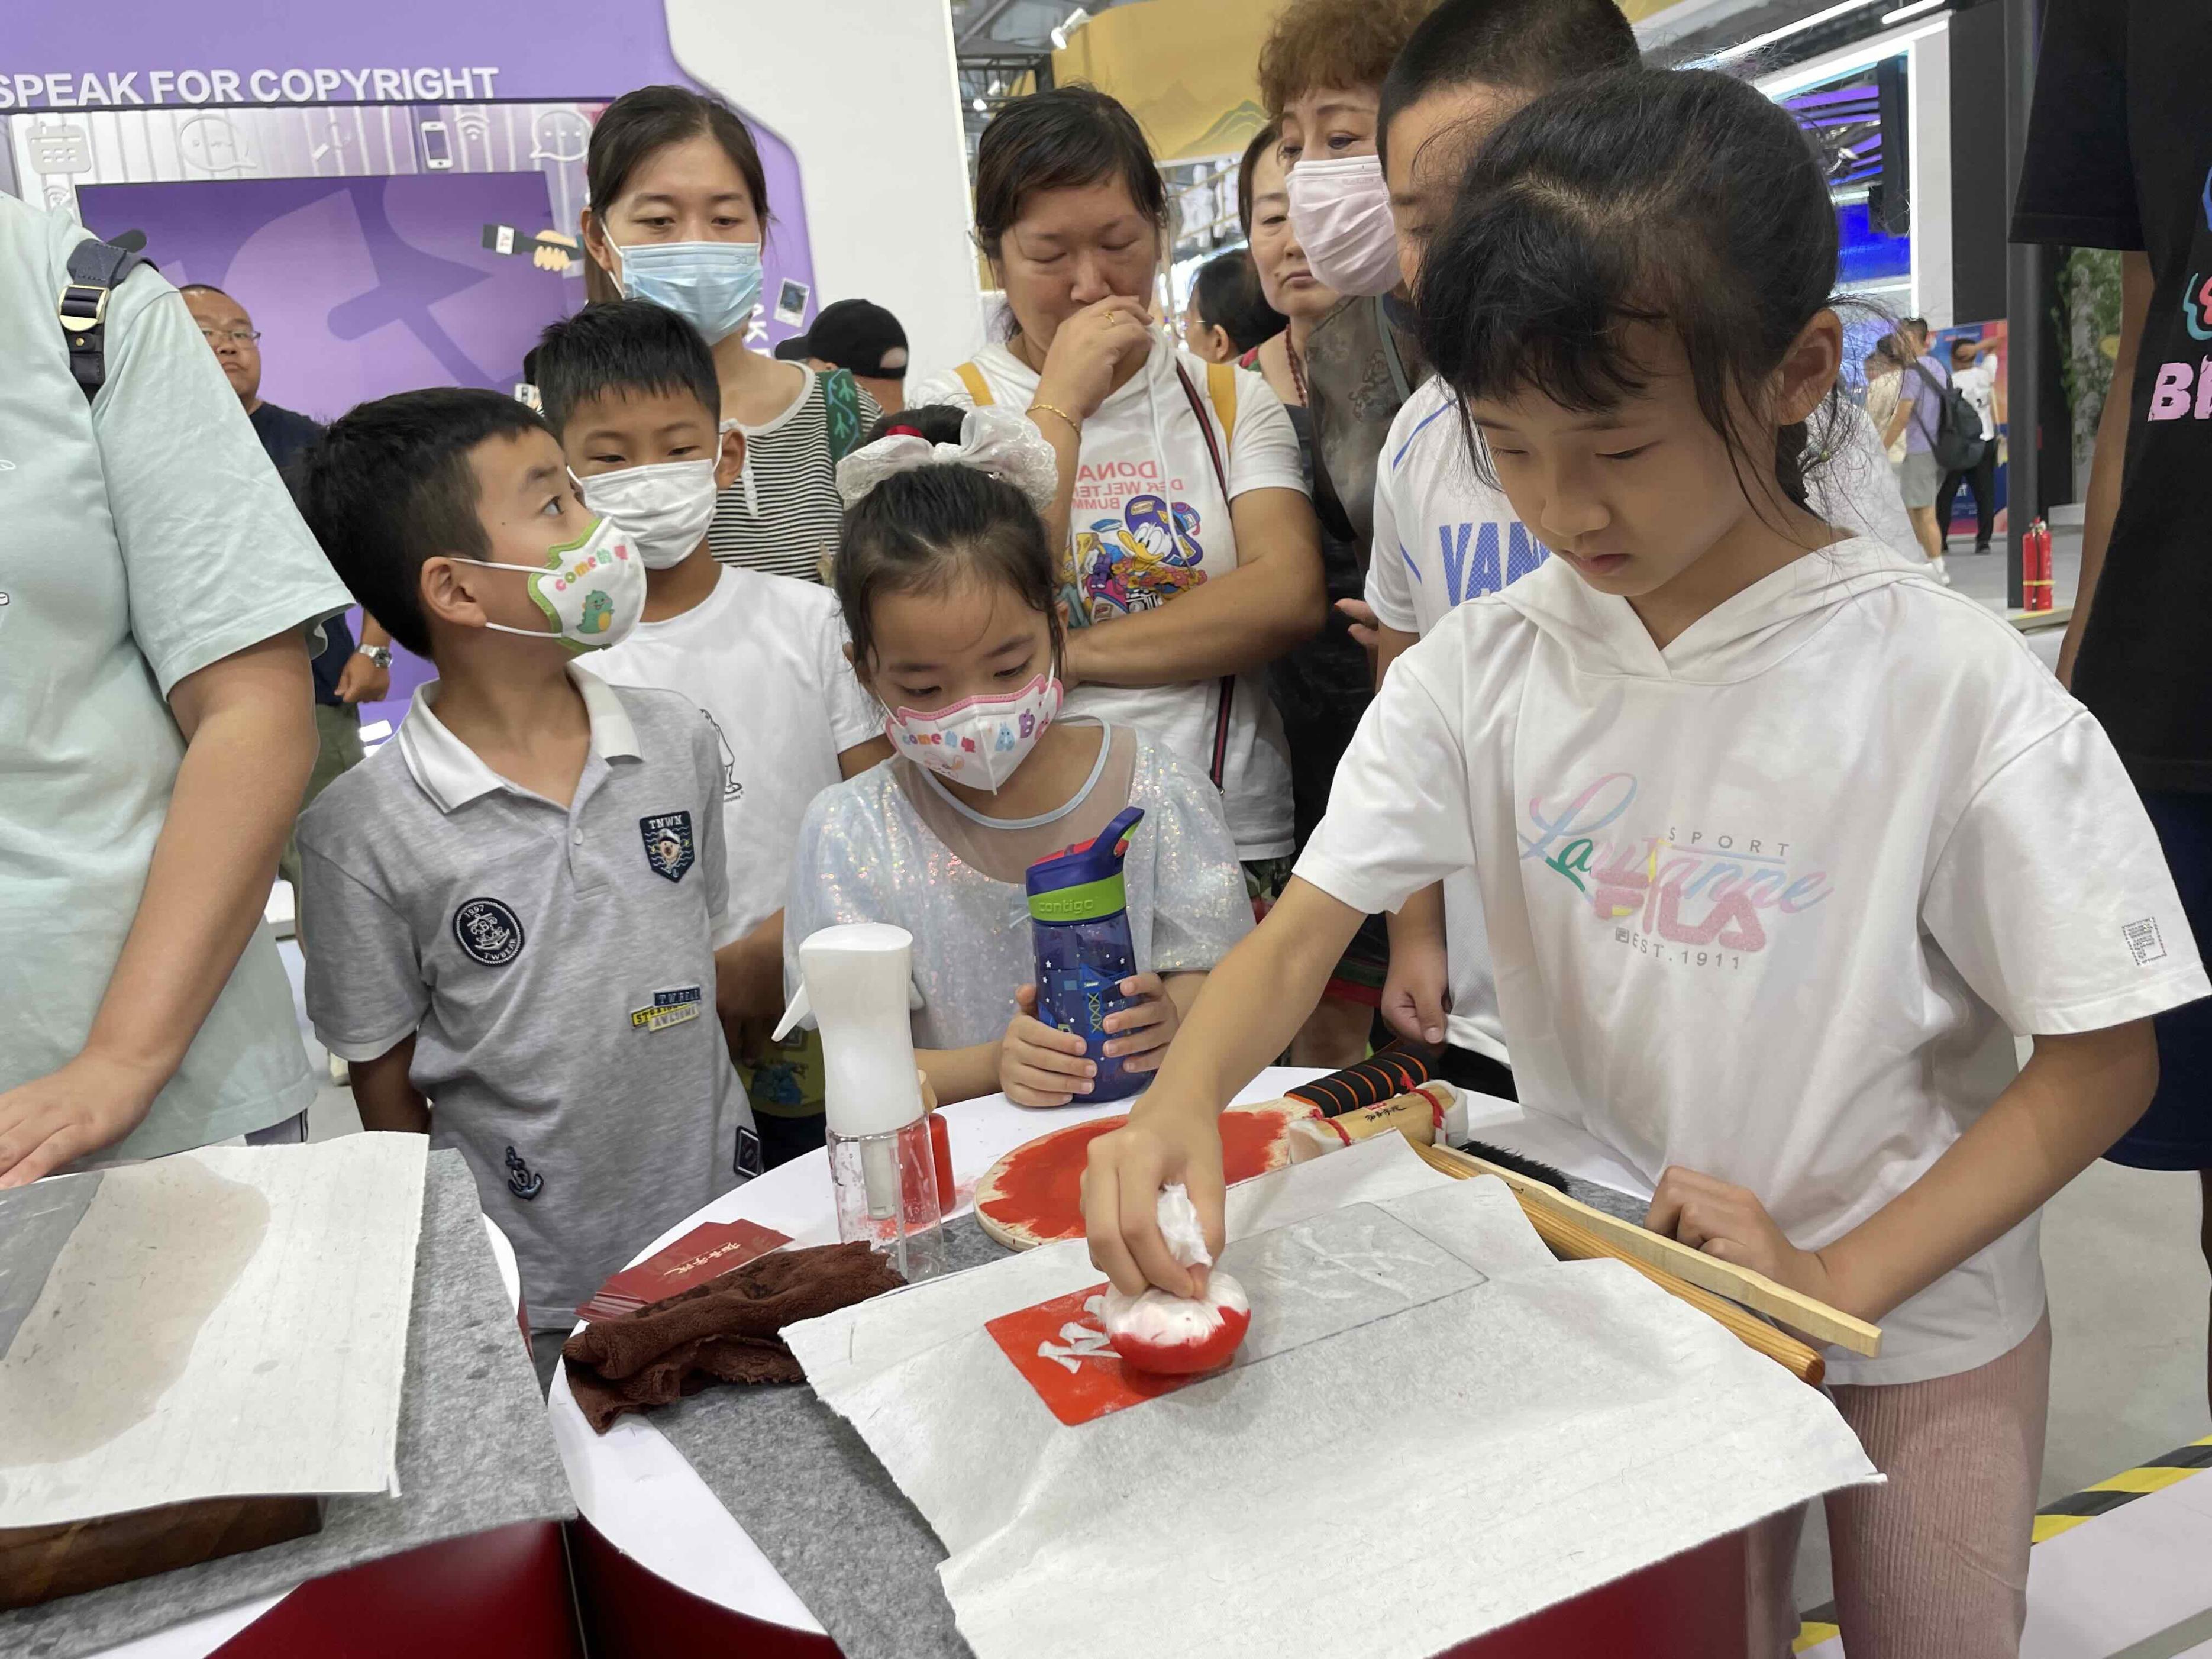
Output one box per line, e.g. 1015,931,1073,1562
834,404,1061,516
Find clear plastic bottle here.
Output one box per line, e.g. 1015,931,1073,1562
1026,806,1147,1103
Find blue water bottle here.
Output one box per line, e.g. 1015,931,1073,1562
1026,806,1147,1103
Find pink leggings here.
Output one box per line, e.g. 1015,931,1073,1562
1748,1312,2052,1658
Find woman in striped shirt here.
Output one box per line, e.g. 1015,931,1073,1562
582,85,876,584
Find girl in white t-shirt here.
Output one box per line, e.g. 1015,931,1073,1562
906,86,1326,874
787,405,1252,1108
1083,69,2206,1657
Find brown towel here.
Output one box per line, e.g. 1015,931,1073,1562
564,1240,904,1433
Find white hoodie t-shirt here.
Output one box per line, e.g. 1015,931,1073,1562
910,337,1310,860
1304,540,2207,1384
1360,382,1922,1065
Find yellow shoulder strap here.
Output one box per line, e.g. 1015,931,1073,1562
954,361,994,407
1205,359,1239,448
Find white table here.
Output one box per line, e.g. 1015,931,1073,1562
546,1068,1333,1635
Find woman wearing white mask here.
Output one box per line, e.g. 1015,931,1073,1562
1255,0,1435,555
580,85,879,585
789,405,1252,1107
1236,121,1392,1066
908,88,1325,887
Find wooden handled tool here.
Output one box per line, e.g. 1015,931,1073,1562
1285,1083,1457,1162
1419,1141,1881,1358
1409,1141,1827,1387
1278,1080,1882,1360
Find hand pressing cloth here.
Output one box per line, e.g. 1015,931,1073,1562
564,1240,904,1432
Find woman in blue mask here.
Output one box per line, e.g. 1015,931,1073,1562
582,85,877,585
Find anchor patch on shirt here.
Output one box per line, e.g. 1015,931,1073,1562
453,896,525,966
640,811,695,883
504,1146,544,1200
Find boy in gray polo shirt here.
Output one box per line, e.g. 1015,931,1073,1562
294,389,759,1367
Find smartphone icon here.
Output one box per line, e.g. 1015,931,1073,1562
420,121,453,171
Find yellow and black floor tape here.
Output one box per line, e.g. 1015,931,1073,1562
1791,1434,2212,1652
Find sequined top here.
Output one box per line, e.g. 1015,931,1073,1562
785,724,1254,1051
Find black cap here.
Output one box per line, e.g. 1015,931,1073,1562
790,298,908,379
771,335,810,362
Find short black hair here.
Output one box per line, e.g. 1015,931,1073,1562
531,299,721,437
1377,0,1639,170
973,86,1165,264
298,388,548,658
1190,251,1284,354
1417,68,1842,518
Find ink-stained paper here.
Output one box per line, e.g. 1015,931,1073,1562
0,1134,426,1528
784,1135,1878,1659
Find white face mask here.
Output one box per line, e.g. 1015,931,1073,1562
886,673,1061,793
479,514,647,654
612,240,763,345
1286,154,1403,298
574,460,719,570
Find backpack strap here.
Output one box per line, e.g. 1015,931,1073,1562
60,235,150,403
1204,360,1239,450
821,367,867,463
1170,359,1237,791
953,360,994,407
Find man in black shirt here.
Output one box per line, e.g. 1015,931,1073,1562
183,284,389,925
2014,0,2212,1402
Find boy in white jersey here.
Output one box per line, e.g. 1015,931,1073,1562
534,301,890,1166
1361,0,1913,1096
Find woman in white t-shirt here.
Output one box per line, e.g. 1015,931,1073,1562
582,86,877,586
1084,70,2207,1655
908,87,1326,877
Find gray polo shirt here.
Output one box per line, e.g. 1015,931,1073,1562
299,669,758,1328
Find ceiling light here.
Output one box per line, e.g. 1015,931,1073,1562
1051,7,1090,50
971,96,989,113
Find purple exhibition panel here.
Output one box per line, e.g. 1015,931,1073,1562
79,172,571,414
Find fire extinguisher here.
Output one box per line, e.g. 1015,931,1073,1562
2025,518,2053,612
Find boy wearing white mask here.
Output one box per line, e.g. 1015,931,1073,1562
534,301,890,1167
788,406,1252,1108
293,389,757,1384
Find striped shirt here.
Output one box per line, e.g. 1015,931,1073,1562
707,364,880,584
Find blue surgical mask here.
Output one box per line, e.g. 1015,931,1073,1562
614,240,763,345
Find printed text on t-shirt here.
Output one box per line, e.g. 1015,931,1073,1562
1519,772,1834,956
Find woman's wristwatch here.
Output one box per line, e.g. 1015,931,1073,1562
357,644,393,669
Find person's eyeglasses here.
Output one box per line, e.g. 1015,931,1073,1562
198,327,261,344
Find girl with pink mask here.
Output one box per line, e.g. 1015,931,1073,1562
786,405,1252,1110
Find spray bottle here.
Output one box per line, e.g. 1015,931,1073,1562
774,922,949,1281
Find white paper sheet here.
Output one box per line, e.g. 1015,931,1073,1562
786,1137,1878,1659
0,1135,427,1528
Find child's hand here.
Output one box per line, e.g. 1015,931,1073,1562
1000,985,1097,1108
1645,1167,1842,1306
1336,596,1381,653
1081,1106,1225,1299
1101,973,1178,1074
1381,938,1451,1048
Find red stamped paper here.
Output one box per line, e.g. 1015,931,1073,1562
579,1218,792,1322
986,1284,1206,1425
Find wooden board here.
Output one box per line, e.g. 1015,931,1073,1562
974,1102,1312,1250
1426,1144,1882,1358
0,1493,325,1610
